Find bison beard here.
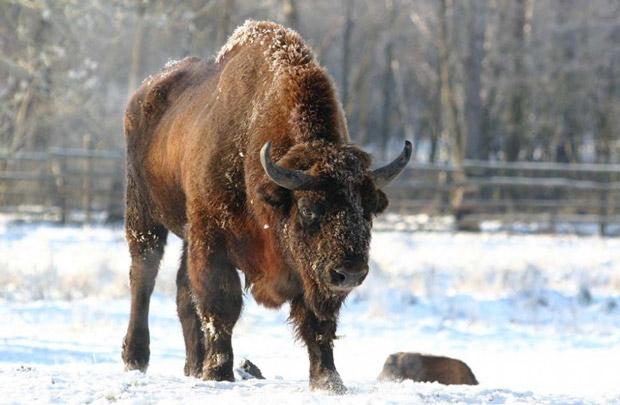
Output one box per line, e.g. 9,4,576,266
121,20,410,393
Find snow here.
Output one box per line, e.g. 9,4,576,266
215,20,315,74
1,217,620,403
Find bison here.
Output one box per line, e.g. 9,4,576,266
121,20,411,393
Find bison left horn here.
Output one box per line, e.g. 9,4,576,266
260,141,314,190
372,141,412,189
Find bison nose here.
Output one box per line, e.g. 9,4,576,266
328,265,369,290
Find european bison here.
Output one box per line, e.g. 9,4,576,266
121,20,411,392
378,352,479,385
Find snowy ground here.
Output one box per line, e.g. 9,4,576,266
1,218,620,404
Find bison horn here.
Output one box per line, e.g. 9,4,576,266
260,141,314,190
372,141,412,189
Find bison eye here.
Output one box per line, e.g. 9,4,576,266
297,198,320,226
300,207,316,221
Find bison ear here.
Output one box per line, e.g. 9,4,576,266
361,178,389,217
256,182,292,209
374,189,389,215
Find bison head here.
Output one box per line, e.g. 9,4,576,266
257,140,411,315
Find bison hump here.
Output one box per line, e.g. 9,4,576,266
215,20,315,72
125,57,199,135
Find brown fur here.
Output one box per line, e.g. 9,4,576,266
378,352,479,385
121,20,390,392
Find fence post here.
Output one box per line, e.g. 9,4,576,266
598,187,608,237
439,168,449,215
82,135,93,224
50,152,67,224
106,160,125,223
0,158,8,207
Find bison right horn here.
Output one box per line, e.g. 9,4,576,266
260,141,314,190
371,141,412,189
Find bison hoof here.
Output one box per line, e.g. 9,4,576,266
184,361,203,378
124,358,149,372
121,335,150,372
310,370,347,394
201,352,235,382
202,366,235,382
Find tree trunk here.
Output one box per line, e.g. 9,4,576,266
391,60,416,149
596,61,616,164
341,0,353,110
128,1,147,95
12,7,51,152
351,31,378,145
282,0,299,31
380,40,394,159
438,0,465,167
438,0,468,226
380,1,397,158
464,0,486,160
554,0,579,163
216,0,235,47
429,60,442,163
504,0,530,162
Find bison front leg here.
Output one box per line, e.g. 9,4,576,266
176,241,205,377
187,226,242,382
290,298,346,393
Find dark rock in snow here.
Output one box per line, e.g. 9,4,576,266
236,359,265,380
578,285,593,306
378,352,478,385
606,299,617,312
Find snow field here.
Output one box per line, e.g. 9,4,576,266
1,219,619,403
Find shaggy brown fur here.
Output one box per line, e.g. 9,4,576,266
378,352,479,385
121,20,404,393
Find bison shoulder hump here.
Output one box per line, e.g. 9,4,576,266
125,57,199,134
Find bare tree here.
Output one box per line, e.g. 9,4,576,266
282,0,299,31
341,0,353,109
380,0,397,158
504,0,531,161
128,0,148,95
437,0,466,215
216,0,235,47
0,0,618,166
464,0,486,160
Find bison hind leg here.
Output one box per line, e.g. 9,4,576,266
122,175,169,373
121,220,168,372
176,241,205,377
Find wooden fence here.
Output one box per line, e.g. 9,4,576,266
385,159,620,235
1,148,620,235
0,148,124,223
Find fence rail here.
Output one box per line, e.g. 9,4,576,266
2,148,620,235
0,148,124,224
385,161,620,235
